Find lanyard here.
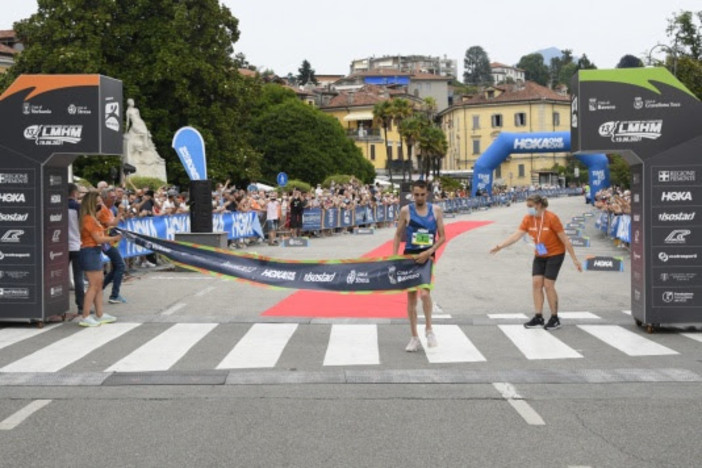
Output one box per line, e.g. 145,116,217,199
533,212,545,243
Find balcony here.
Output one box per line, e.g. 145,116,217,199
346,128,383,142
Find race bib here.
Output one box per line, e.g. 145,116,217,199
411,230,434,247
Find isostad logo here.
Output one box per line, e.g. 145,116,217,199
658,212,696,222
598,120,662,143
661,192,692,202
0,193,26,203
513,137,565,151
664,229,691,244
0,212,29,222
23,125,83,146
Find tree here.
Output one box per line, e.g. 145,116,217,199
616,54,644,68
517,53,549,86
608,154,632,189
297,59,318,86
373,100,394,182
667,10,702,60
398,116,425,175
1,0,262,187
389,98,414,181
463,46,493,86
577,54,597,70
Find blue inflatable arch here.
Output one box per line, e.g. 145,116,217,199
470,131,610,197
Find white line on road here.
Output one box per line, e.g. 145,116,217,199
488,313,528,320
0,324,59,351
0,400,52,431
578,325,679,356
558,312,601,320
161,303,187,316
418,314,452,320
216,323,297,369
194,286,216,297
499,325,583,360
622,310,632,315
150,276,214,280
492,383,545,426
324,325,379,366
417,325,486,363
106,323,218,372
681,333,702,343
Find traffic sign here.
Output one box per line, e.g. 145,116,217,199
277,172,288,187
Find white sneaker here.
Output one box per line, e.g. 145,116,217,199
141,260,156,268
97,313,117,324
426,330,438,348
405,337,421,352
78,316,101,327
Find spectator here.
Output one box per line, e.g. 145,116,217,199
68,183,85,315
98,188,128,304
265,193,281,246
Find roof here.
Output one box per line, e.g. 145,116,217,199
238,68,257,78
0,30,16,40
0,43,17,56
324,85,390,108
441,81,569,113
490,62,525,72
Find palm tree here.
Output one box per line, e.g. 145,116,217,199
389,98,413,181
399,116,426,178
373,100,394,184
418,125,448,180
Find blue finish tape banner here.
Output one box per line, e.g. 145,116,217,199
172,126,207,181
117,229,433,293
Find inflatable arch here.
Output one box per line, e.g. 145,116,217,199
470,131,610,197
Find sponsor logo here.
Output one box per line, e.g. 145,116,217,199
0,251,31,261
661,191,692,202
633,252,641,261
49,250,63,260
260,269,296,281
634,289,641,301
0,270,30,280
598,120,662,142
0,287,30,299
387,266,397,285
632,173,641,184
662,291,694,304
50,269,64,279
50,285,63,298
175,145,202,180
634,193,640,203
570,95,578,128
388,266,421,284
589,98,616,111
634,214,640,222
1,229,24,243
593,259,613,268
0,173,29,185
51,230,61,243
49,175,62,186
658,212,696,222
222,262,257,274
50,194,61,204
105,102,120,132
633,97,643,110
67,104,91,115
634,230,640,244
346,270,370,285
303,272,336,283
23,125,83,146
657,170,696,183
660,272,698,283
634,97,681,110
0,212,29,222
658,252,698,263
664,229,692,244
346,270,356,284
22,104,52,115
0,193,26,203
49,213,62,223
513,137,565,151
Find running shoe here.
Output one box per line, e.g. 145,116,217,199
78,316,101,327
426,330,438,348
524,315,545,329
97,313,117,324
405,337,421,352
108,295,127,304
544,315,561,331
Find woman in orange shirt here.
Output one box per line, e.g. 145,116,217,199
490,194,582,330
79,191,122,327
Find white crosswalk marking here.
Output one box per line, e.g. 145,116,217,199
106,323,217,372
0,324,58,351
488,313,528,320
216,323,297,369
578,325,679,356
0,323,140,373
499,325,583,360
558,312,601,320
417,325,486,363
682,333,702,343
323,325,379,366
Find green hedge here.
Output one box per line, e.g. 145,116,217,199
127,176,167,191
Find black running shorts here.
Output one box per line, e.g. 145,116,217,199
532,253,565,280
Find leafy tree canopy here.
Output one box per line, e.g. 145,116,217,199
517,53,549,86
616,54,644,68
297,59,318,86
463,45,493,86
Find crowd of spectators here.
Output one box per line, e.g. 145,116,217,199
593,186,632,215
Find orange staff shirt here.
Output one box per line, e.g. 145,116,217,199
518,210,566,257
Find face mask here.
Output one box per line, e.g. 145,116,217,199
527,207,538,216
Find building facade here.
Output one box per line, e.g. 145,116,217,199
439,81,571,187
350,54,457,79
490,62,525,85
0,30,22,73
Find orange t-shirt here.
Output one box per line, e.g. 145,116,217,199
518,210,565,257
80,215,105,248
97,205,115,227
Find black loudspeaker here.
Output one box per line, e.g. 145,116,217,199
189,180,213,233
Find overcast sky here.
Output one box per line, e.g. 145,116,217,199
3,0,700,76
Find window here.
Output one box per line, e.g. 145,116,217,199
387,145,393,160
495,166,502,179
518,164,525,178
553,112,560,126
472,139,481,155
398,145,404,159
491,114,503,128
514,112,527,127
370,144,376,161
472,115,480,130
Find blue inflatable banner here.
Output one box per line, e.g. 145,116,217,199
172,126,207,181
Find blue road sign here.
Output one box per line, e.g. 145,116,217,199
277,172,288,187
247,184,258,192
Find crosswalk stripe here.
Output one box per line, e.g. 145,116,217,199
417,325,486,363
488,313,528,320
499,325,583,360
0,324,59,351
216,323,297,369
578,325,679,356
682,333,702,343
0,323,140,373
106,323,218,372
558,312,601,320
323,325,379,366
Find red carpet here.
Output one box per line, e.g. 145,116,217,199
262,220,492,319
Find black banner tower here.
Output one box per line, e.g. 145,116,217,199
0,75,123,324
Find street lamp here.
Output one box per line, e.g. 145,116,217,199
647,43,678,77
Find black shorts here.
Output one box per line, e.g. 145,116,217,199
532,253,565,280
290,212,303,229
404,249,435,259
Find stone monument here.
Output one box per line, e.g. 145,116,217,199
123,98,167,182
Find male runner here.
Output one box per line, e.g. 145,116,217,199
393,180,445,352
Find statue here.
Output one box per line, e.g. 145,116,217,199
123,98,167,182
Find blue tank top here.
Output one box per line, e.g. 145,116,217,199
404,203,437,253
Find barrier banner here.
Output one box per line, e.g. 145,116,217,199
302,208,322,231
340,208,354,227
323,208,339,229
376,205,386,223
118,229,433,293
386,204,397,221
584,256,624,272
